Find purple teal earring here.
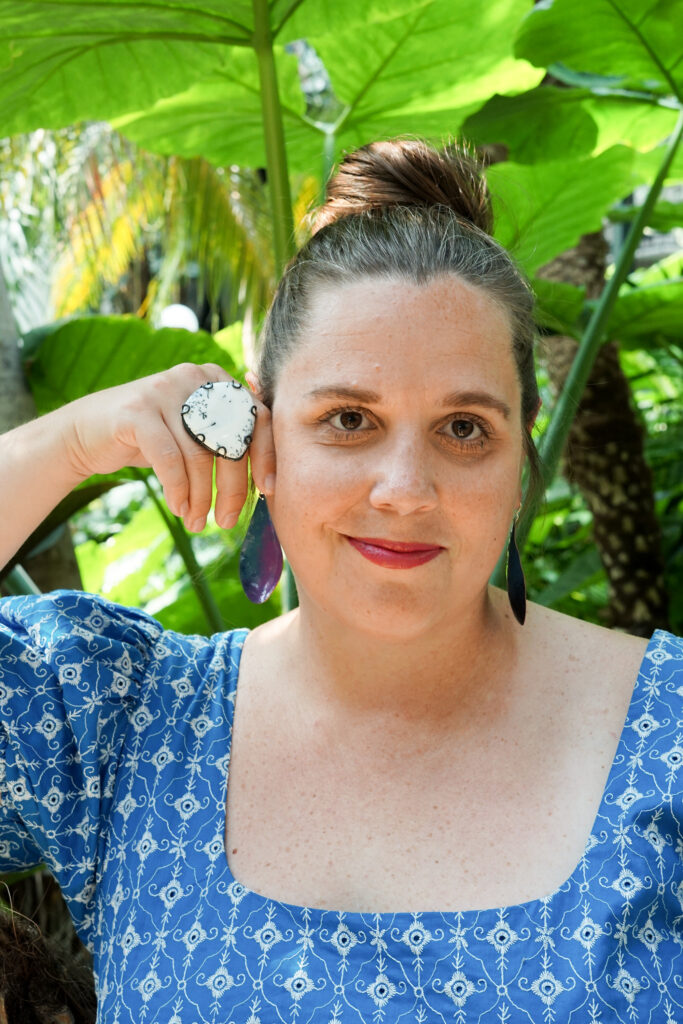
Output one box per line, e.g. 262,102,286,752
239,494,283,603
506,511,526,625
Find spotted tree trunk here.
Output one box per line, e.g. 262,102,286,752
537,232,670,636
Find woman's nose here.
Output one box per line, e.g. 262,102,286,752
368,436,438,515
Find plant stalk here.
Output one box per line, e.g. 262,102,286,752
136,471,225,634
252,0,296,277
2,564,42,596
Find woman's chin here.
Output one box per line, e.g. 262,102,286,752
298,577,457,643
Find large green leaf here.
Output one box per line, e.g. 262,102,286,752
112,52,322,173
462,87,599,162
0,0,432,141
488,146,636,274
278,0,433,37
0,1,251,136
152,550,281,632
113,0,542,172
582,96,679,155
463,86,679,163
605,278,683,347
311,0,542,151
633,140,683,185
515,0,683,102
23,315,239,413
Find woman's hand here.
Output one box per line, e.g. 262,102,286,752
64,363,276,532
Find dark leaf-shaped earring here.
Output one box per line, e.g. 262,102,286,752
239,494,283,603
506,512,526,625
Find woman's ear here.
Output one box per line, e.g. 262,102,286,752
245,371,264,399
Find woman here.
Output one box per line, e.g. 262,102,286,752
0,140,680,1022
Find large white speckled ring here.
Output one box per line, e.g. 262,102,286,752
180,380,256,460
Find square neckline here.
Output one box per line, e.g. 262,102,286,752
219,626,664,921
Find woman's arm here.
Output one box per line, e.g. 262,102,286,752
0,363,275,570
0,401,88,568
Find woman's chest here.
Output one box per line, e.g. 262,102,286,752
225,703,622,913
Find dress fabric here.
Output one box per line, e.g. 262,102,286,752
0,590,682,1024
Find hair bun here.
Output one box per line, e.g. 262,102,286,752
314,139,492,234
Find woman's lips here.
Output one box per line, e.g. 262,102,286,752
345,536,444,569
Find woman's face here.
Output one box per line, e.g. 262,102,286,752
268,275,527,640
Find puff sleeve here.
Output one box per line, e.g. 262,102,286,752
0,589,163,938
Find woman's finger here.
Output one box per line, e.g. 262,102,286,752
165,412,216,530
133,413,192,517
248,401,276,495
214,455,249,529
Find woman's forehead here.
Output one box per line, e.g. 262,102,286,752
280,275,519,402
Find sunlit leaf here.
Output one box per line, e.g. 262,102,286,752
515,0,683,102
605,278,683,347
23,315,240,413
463,87,598,163
311,0,542,153
0,1,254,136
488,146,636,274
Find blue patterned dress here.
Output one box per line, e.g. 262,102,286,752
0,590,682,1023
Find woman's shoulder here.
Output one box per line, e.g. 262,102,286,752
0,587,250,682
522,600,679,692
526,600,655,647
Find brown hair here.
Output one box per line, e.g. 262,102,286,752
0,907,96,1023
257,138,541,505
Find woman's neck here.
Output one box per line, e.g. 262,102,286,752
271,585,520,731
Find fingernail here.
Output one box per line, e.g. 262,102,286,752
179,501,189,518
219,511,240,530
263,474,276,495
188,517,205,533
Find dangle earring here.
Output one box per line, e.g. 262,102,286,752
239,493,283,603
506,510,526,625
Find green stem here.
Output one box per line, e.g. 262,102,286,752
2,564,41,596
252,0,296,275
136,471,225,634
492,107,683,589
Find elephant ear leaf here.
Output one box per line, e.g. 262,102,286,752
22,316,240,414
0,2,257,137
515,0,682,102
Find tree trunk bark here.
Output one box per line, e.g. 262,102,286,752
0,267,82,593
537,232,670,636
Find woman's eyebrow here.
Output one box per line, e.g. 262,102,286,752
305,385,381,402
306,384,511,420
441,390,511,419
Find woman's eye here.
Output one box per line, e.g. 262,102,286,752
329,410,368,431
444,418,483,440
